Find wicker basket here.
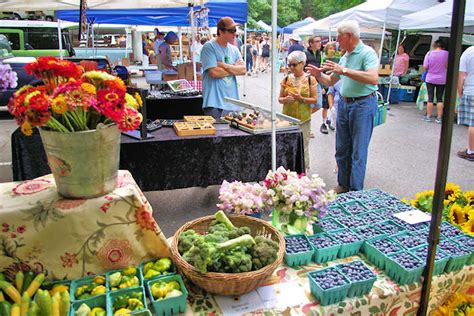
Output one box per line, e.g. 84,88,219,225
170,214,285,296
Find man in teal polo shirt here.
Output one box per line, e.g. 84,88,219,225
306,20,379,192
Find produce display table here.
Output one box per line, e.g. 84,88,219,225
145,95,204,120
182,254,473,315
0,170,170,280
12,125,304,191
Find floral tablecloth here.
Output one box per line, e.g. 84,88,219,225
182,255,473,315
0,170,170,280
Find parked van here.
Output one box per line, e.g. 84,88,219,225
0,20,75,57
401,33,472,68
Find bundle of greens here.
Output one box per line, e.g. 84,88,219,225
178,211,280,273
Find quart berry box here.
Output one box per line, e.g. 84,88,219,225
284,234,314,266
308,267,351,306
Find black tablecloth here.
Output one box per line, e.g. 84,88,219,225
145,96,204,119
12,125,304,191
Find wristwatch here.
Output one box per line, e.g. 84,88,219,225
342,67,348,75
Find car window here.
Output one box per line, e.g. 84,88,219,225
0,34,13,57
414,43,430,57
0,32,20,50
26,30,60,50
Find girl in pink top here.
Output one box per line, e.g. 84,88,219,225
393,44,409,77
423,40,449,123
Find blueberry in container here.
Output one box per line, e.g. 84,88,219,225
386,251,424,285
356,211,384,226
284,234,314,267
312,218,344,234
307,233,341,263
372,220,406,236
454,234,474,265
352,226,386,243
329,229,364,258
341,201,367,216
440,221,464,239
307,267,351,306
337,216,367,230
364,236,403,269
392,232,427,250
336,260,377,298
410,245,450,276
439,239,471,272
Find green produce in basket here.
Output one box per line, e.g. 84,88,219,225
74,303,90,316
112,291,144,314
178,211,280,273
151,280,181,300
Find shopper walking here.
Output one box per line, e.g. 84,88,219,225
306,20,379,192
201,17,246,119
260,35,271,72
457,46,474,161
423,40,449,123
243,39,254,75
279,51,318,171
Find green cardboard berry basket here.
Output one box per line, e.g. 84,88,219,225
363,236,403,270
308,267,351,306
107,285,148,316
312,217,344,234
328,229,364,258
409,245,450,276
70,274,108,302
385,251,424,285
454,234,474,265
336,261,377,298
391,232,428,250
146,274,188,316
140,259,176,283
340,200,368,215
326,204,350,219
307,233,341,263
71,293,108,315
106,267,143,292
284,234,315,266
372,220,407,237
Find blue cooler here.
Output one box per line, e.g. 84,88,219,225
399,85,416,102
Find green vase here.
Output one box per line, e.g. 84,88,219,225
272,208,309,235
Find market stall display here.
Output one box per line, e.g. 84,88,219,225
0,170,170,280
173,121,216,136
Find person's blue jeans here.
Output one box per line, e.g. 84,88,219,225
335,95,377,191
246,58,253,72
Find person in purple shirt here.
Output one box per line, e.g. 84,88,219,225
423,40,449,123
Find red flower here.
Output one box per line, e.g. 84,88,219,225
117,107,142,132
13,179,52,195
60,252,78,268
104,195,113,201
135,205,157,231
54,199,86,210
2,223,9,232
16,225,26,234
100,203,111,213
10,233,16,239
97,239,133,269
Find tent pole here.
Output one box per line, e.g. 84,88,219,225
243,23,247,98
57,19,63,60
417,0,466,315
190,4,197,84
378,20,386,62
91,23,95,57
271,0,278,171
178,26,183,63
386,30,401,104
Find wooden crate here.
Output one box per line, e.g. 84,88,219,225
183,116,216,124
173,121,216,136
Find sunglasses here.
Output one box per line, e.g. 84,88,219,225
224,28,237,34
288,62,302,68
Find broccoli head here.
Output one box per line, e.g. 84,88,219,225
181,234,256,273
208,211,252,240
178,229,202,254
250,236,280,270
219,248,253,273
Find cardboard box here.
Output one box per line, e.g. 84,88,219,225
163,73,179,81
177,64,187,79
379,64,391,76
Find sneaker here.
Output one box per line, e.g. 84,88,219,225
334,185,349,194
435,117,442,124
320,123,328,134
457,149,474,161
423,116,432,122
327,120,335,131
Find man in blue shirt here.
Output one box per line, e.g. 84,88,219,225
306,20,379,192
287,34,305,56
201,17,246,119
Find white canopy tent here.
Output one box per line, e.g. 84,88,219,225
0,0,207,10
399,0,474,33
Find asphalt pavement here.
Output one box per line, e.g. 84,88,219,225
0,70,472,237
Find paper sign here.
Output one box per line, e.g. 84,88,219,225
393,209,432,225
256,281,306,310
214,290,264,316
